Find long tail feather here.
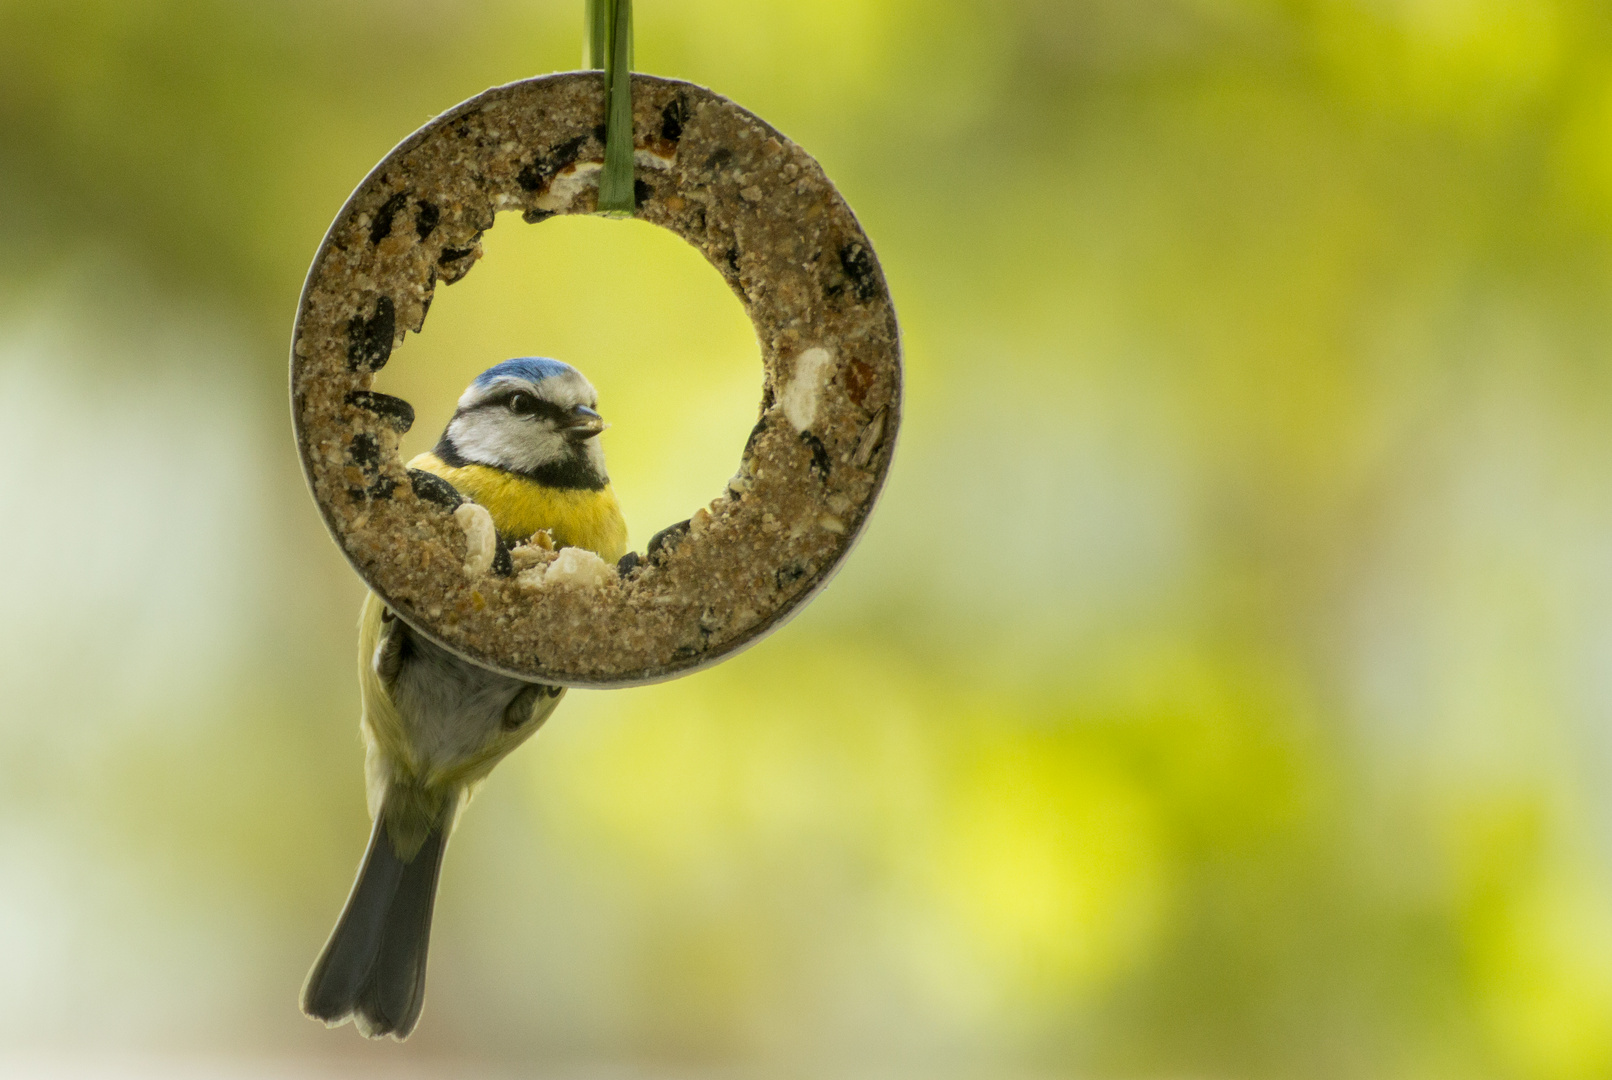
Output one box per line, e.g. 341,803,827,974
301,807,451,1039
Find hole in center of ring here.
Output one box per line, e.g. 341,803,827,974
375,212,760,563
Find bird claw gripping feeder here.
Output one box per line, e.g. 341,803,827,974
291,8,899,687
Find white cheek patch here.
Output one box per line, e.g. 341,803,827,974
449,411,567,473
781,347,834,432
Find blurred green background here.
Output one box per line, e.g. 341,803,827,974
5,0,1612,1077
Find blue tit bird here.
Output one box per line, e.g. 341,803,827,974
302,357,628,1039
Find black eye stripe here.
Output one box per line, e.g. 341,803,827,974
468,392,569,423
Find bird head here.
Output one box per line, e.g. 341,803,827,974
434,357,611,488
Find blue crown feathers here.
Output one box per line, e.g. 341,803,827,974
473,357,576,386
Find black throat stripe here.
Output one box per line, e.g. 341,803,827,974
433,433,608,491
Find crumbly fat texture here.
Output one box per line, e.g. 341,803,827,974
541,547,616,590
291,74,901,687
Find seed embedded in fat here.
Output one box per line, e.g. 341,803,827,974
540,546,616,589
853,407,887,468
781,347,834,432
454,503,497,577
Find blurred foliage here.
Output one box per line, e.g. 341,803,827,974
4,1,1612,1078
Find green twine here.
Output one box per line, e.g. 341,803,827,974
585,0,635,217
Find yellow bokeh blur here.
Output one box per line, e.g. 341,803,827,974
4,1,1612,1077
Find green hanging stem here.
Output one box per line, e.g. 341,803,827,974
584,0,606,68
587,0,636,217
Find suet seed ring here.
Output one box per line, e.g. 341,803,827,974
292,74,900,687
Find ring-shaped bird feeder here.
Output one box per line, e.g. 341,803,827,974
292,73,900,687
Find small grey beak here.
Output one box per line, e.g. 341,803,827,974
562,403,608,441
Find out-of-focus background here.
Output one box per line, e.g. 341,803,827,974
4,1,1612,1077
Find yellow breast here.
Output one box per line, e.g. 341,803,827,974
409,452,627,562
